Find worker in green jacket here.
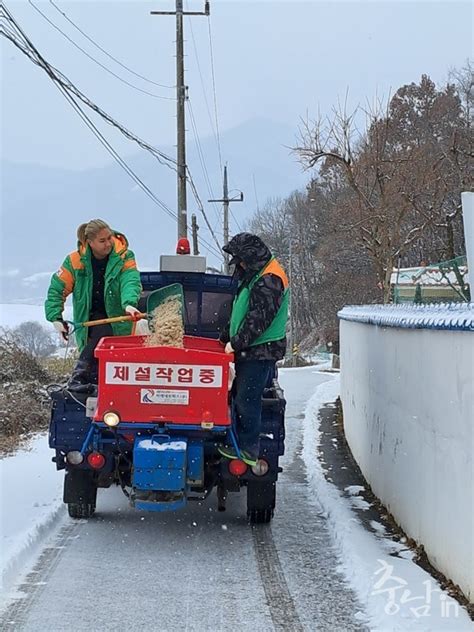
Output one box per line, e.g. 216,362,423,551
45,219,141,391
218,233,289,466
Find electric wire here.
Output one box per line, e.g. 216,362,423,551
1,9,222,259
6,25,222,259
2,28,176,175
186,9,221,175
55,81,221,257
206,15,243,234
186,4,228,244
187,99,222,230
49,0,174,89
227,174,244,232
52,74,178,220
187,8,241,237
229,209,243,233
2,6,177,170
187,99,240,239
2,22,22,43
28,0,175,100
206,13,223,174
252,173,260,212
2,3,222,259
186,166,222,254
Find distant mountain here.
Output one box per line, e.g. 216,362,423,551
1,118,307,304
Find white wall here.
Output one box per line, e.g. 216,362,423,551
339,305,474,601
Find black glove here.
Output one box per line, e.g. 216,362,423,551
219,327,230,345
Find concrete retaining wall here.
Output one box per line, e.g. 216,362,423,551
339,303,474,601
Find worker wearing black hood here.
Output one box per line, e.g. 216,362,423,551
218,233,289,466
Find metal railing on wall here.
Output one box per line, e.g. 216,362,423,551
392,255,470,305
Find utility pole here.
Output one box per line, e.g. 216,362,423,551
208,165,243,273
151,1,209,239
191,214,199,255
288,236,296,366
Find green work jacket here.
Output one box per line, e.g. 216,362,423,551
229,257,289,346
45,232,141,351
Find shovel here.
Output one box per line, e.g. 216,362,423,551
67,283,185,333
145,282,184,332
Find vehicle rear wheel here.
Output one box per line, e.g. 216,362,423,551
67,502,96,519
64,470,98,519
247,481,276,524
248,507,273,524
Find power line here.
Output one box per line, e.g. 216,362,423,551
229,208,243,233
187,98,239,240
186,104,222,249
1,7,222,260
206,15,242,235
207,13,223,174
4,20,177,219
28,0,175,100
206,14,243,235
187,8,238,237
187,99,222,229
252,173,260,212
2,21,22,43
49,0,174,90
1,7,177,170
7,29,221,259
228,175,244,232
187,166,222,254
186,7,222,175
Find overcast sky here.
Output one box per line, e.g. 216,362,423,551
1,0,472,171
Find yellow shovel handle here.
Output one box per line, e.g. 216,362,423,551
82,313,147,327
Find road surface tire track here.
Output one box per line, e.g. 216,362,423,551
5,518,304,632
1,521,79,630
252,524,304,632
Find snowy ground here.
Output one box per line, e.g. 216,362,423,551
0,368,472,630
0,435,64,603
302,377,473,630
0,304,72,330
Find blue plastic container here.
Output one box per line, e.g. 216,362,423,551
133,435,187,492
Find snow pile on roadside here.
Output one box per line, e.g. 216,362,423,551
302,376,473,631
306,351,333,369
0,433,64,603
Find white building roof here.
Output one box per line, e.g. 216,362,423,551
391,266,468,287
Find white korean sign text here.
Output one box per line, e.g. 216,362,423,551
105,363,222,388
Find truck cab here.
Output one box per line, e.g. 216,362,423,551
49,252,286,524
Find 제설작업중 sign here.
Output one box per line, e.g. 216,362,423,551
105,363,223,388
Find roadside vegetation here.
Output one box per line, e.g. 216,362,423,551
0,329,74,455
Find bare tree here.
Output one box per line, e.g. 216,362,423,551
294,75,470,303
449,59,473,124
247,197,290,256
247,193,322,336
11,321,57,358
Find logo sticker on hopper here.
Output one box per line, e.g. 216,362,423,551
140,389,189,405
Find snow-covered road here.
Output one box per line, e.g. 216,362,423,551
1,367,472,631
2,369,367,631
